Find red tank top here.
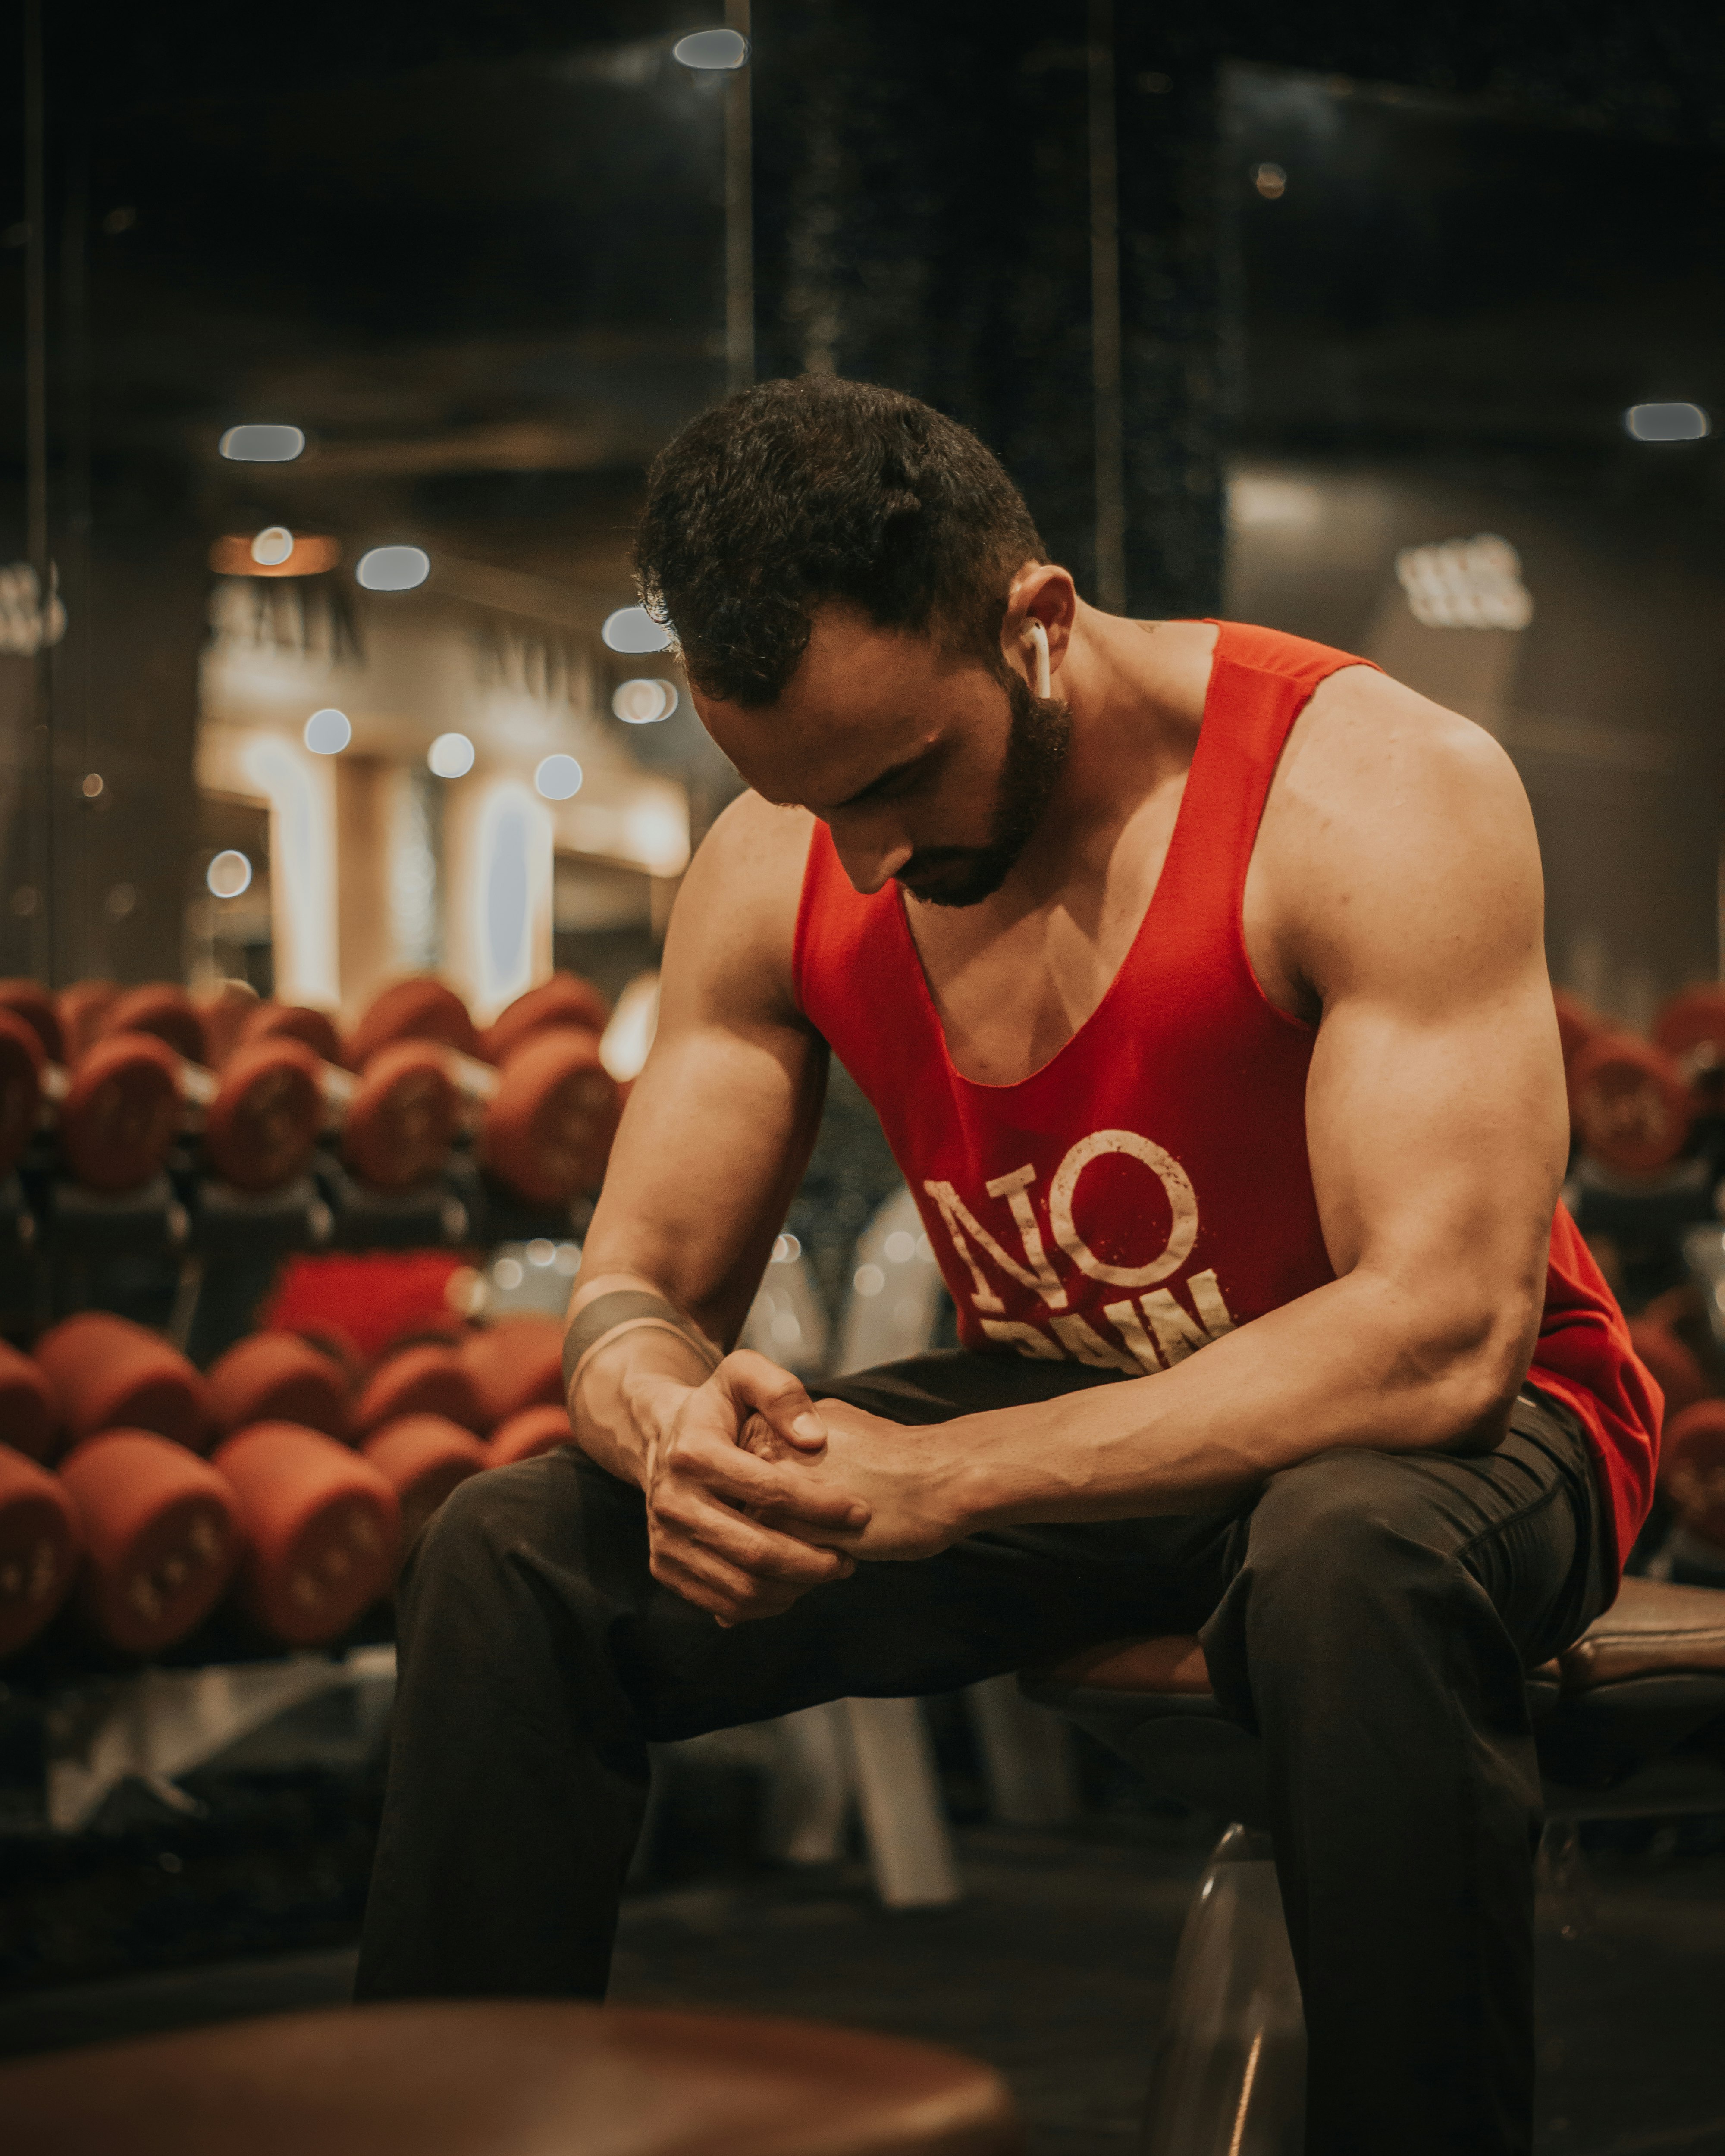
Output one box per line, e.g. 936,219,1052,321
794,620,1659,1577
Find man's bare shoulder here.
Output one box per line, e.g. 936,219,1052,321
1253,664,1543,1006
662,792,817,1025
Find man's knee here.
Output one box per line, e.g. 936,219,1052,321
1236,1447,1471,1632
399,1449,643,1618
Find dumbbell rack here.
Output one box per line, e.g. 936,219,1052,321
0,1130,588,1843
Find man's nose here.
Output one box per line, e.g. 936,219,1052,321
830,821,913,896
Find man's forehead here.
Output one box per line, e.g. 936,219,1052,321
690,609,967,805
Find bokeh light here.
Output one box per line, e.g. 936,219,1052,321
612,677,679,724
357,545,431,591
207,849,253,899
1624,402,1710,442
303,708,352,755
219,423,305,462
250,526,294,567
672,28,750,68
534,754,584,800
428,732,475,779
602,605,673,653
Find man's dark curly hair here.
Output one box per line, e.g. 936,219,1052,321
633,376,1045,708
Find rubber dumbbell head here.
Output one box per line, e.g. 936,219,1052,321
488,1403,572,1468
0,1007,44,1181
35,1312,211,1456
101,982,209,1067
239,1002,346,1069
0,1339,57,1463
1552,988,1604,1072
1567,1032,1692,1177
347,977,478,1070
342,1040,459,1191
56,981,117,1064
194,980,262,1069
459,1316,565,1431
480,974,610,1067
59,1032,182,1192
0,978,64,1064
1625,1316,1710,1421
203,1037,323,1193
354,1342,483,1435
1653,984,1725,1109
481,1028,621,1206
206,1333,351,1442
213,1422,401,1647
1661,1398,1725,1551
0,1448,80,1658
362,1413,487,1554
60,1432,241,1655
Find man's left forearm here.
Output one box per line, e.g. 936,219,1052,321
935,1267,1536,1535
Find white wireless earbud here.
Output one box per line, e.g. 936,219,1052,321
1023,619,1051,699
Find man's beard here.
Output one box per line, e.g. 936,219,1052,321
894,671,1073,908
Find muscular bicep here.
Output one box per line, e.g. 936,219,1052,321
578,796,827,1342
1281,676,1567,1373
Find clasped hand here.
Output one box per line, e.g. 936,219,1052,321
640,1350,960,1625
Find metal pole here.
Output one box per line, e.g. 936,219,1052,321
724,0,755,395
1088,0,1126,614
23,0,55,981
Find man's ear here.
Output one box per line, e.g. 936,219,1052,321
1002,563,1077,681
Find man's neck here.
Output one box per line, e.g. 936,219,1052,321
1006,608,1217,903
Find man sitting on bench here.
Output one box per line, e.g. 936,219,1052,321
357,376,1658,2156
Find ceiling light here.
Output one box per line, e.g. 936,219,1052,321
1624,402,1710,442
535,754,584,800
303,708,352,755
672,28,749,68
207,850,253,899
358,545,431,591
428,732,475,779
602,605,673,653
207,532,339,578
219,424,305,463
251,526,294,567
612,678,678,724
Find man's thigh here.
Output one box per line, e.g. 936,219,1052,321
1227,1386,1609,1667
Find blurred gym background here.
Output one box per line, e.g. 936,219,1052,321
1,6,1723,2152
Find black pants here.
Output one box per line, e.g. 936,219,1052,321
355,1352,1610,2156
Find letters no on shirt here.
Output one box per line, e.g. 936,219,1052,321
920,1125,1237,1376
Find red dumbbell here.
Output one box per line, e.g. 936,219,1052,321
1567,1033,1692,1178
0,978,64,1064
0,1339,57,1463
341,1041,461,1192
1625,1316,1710,1421
35,1313,210,1457
100,982,209,1067
480,974,610,1067
347,978,479,1070
237,1002,347,1069
56,981,118,1064
212,1422,401,1647
205,1333,351,1442
201,1037,325,1193
459,1316,565,1431
361,1414,487,1554
58,1032,182,1192
1662,1398,1725,1554
59,1432,242,1655
0,1447,81,1657
488,1403,572,1468
353,1342,483,1436
480,1029,622,1206
194,981,263,1069
1654,985,1725,1109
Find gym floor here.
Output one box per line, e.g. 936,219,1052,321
1,1811,1721,2154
